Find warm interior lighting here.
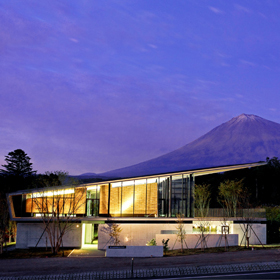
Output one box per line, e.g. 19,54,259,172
87,185,99,190
111,182,122,188
122,180,134,187
147,178,157,184
76,225,80,228
111,178,158,189
122,196,134,212
31,188,75,198
135,179,146,185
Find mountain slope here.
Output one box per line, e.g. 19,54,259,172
99,114,280,178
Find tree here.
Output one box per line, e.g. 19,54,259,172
30,173,83,255
174,214,187,252
218,179,244,217
194,184,211,218
1,149,36,176
109,223,123,246
194,184,211,251
32,185,86,255
100,222,123,248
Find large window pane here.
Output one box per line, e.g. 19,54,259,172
172,175,183,217
99,184,109,215
147,178,158,217
110,184,121,216
158,177,168,217
134,179,146,216
121,182,134,216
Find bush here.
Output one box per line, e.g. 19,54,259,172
146,238,157,246
162,239,169,255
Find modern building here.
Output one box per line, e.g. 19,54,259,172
7,162,267,250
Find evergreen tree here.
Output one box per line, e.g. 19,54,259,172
0,149,36,176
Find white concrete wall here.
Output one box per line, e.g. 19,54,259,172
106,246,163,257
156,234,238,249
98,223,193,250
233,223,266,245
98,222,266,250
17,220,266,249
16,223,82,249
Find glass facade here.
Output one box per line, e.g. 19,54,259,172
171,175,191,217
24,187,86,216
86,186,99,217
9,173,195,218
109,178,158,217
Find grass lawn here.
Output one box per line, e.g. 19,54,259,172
3,242,16,247
0,248,73,259
1,244,280,259
164,244,280,256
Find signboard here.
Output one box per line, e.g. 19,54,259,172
221,225,229,234
108,246,126,249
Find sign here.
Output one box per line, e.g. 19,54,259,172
108,246,126,249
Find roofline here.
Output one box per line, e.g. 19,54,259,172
8,161,266,196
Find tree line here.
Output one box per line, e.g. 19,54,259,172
195,157,280,243
195,157,280,207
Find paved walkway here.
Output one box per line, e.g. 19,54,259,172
68,248,105,257
1,261,280,279
1,248,280,279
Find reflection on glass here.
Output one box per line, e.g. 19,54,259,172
99,184,109,215
134,180,146,216
147,178,158,217
122,182,134,216
158,177,168,217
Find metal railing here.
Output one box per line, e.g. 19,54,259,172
194,208,266,218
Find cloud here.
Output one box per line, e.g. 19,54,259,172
236,94,244,98
208,6,224,14
234,4,253,14
221,62,230,67
239,59,256,67
70,38,79,43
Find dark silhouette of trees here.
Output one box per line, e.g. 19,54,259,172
0,149,79,254
1,149,36,176
195,157,280,207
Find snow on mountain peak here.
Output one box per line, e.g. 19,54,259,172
235,114,260,121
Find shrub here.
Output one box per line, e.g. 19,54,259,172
162,238,169,255
146,238,157,246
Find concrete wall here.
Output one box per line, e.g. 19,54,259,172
98,223,193,250
106,246,163,257
156,234,238,249
233,223,266,245
98,222,266,250
16,223,82,249
16,220,266,249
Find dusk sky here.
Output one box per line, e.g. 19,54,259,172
1,0,280,175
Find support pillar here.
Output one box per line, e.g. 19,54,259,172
168,176,172,217
190,174,195,217
187,175,191,218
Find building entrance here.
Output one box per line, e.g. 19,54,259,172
82,223,99,248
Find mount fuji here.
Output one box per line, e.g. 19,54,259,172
98,114,280,178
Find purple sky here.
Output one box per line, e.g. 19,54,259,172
1,0,280,175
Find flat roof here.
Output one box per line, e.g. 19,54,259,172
8,161,266,196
